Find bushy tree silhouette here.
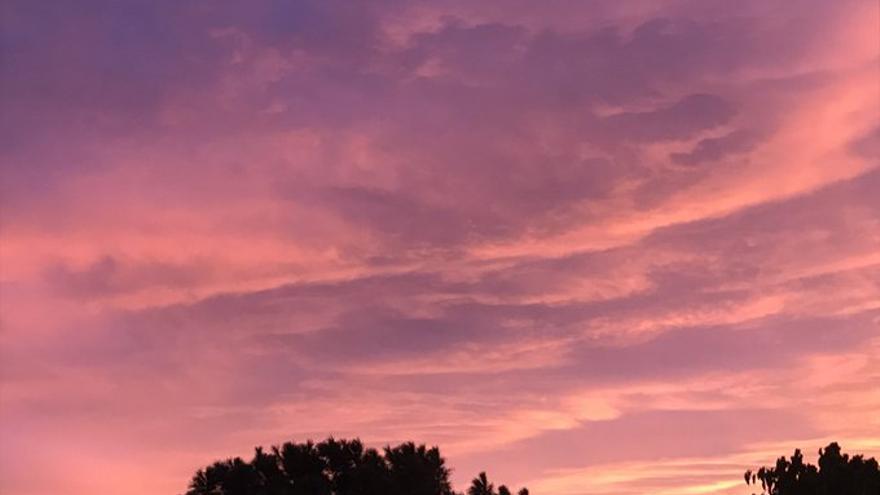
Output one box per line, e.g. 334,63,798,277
744,442,880,495
384,442,454,495
186,437,527,495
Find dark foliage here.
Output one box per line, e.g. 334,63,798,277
745,442,880,495
466,471,528,495
186,437,527,495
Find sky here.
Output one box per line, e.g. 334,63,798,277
0,1,878,494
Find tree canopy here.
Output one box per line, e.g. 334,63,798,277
745,442,880,495
185,437,527,495
190,437,880,495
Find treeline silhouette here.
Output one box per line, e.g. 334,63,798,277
745,442,880,495
186,437,880,495
185,437,528,495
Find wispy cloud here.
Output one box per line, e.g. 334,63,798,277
1,0,878,494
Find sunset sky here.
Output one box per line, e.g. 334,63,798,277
1,1,879,494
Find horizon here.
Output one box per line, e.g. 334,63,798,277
1,1,879,494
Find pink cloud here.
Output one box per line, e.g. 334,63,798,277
1,1,878,494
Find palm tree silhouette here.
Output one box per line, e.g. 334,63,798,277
468,472,494,495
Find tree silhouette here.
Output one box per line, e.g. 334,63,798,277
384,442,454,495
185,437,527,495
744,442,880,495
468,472,493,495
466,471,529,495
